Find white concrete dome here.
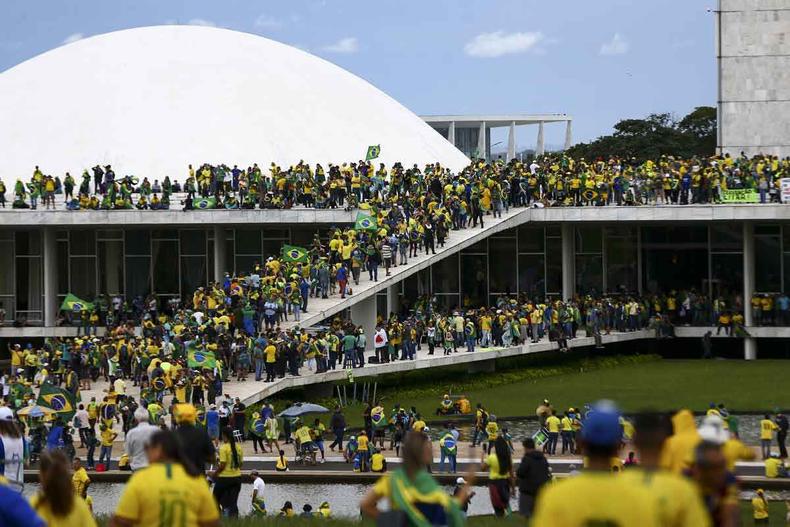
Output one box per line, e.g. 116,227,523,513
0,25,469,180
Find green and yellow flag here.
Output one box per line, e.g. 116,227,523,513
193,196,217,210
60,293,93,313
187,348,217,370
355,212,378,231
282,244,309,264
37,383,77,420
365,144,381,161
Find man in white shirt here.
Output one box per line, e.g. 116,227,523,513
251,470,266,514
373,325,388,364
74,404,91,448
124,407,158,471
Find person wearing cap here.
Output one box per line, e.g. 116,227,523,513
751,489,769,524
452,477,474,516
621,413,710,527
532,401,660,527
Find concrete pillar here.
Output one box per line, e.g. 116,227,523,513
507,121,516,162
743,222,756,360
448,121,456,146
561,224,575,301
386,284,400,318
43,227,57,327
477,121,486,160
351,295,377,350
564,120,573,150
213,226,227,283
536,121,545,156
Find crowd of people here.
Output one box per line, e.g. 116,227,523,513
2,152,789,211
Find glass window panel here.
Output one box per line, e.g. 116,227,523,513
181,256,207,298
56,231,68,241
263,239,283,261
712,253,743,299
575,227,602,254
546,225,561,237
0,241,15,295
461,254,487,306
16,257,41,316
462,240,487,254
518,226,545,253
576,254,603,295
491,227,516,238
432,253,459,294
235,229,262,255
606,237,638,293
262,228,290,239
15,231,41,256
208,241,215,282
291,228,318,248
0,232,12,241
755,235,781,292
755,225,780,236
518,254,545,299
434,294,460,313
235,255,259,275
96,229,123,240
70,257,97,299
69,230,96,256
57,241,68,295
489,238,517,294
98,241,124,295
125,256,151,299
180,230,206,255
641,226,707,246
403,268,430,300
710,225,743,252
125,230,151,255
546,237,562,295
604,226,637,238
642,248,708,294
152,240,179,294
152,229,178,240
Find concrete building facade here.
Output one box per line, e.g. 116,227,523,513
718,0,790,156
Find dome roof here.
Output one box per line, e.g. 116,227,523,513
0,25,468,180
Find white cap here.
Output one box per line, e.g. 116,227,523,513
698,415,729,445
0,407,14,421
456,477,466,485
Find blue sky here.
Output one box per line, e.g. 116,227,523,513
0,0,715,148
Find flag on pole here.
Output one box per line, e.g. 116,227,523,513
355,212,378,231
365,144,381,161
59,293,93,312
193,196,217,210
37,383,77,420
187,348,217,370
281,245,309,264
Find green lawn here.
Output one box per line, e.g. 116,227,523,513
318,359,790,428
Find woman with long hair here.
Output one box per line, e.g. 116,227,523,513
111,430,218,527
361,431,471,527
29,450,96,527
480,435,514,517
211,426,243,517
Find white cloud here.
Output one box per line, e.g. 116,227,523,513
254,14,282,29
187,18,217,27
600,33,629,55
322,37,358,54
464,31,544,58
62,33,84,45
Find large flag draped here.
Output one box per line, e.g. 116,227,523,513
355,212,378,231
281,245,309,264
37,383,77,420
60,293,93,312
187,347,217,369
193,196,217,210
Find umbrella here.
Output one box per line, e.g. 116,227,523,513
278,402,330,418
17,405,56,418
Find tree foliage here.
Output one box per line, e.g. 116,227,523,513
567,106,716,161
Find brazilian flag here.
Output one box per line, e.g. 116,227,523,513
365,144,381,161
187,348,217,370
37,383,77,420
282,244,308,264
193,196,217,210
355,212,378,231
60,293,93,313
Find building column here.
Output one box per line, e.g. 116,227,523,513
448,121,456,146
351,295,377,350
213,226,227,283
477,121,486,160
386,284,400,318
743,222,756,360
536,121,545,156
43,227,57,327
561,224,575,301
507,121,516,161
564,120,573,150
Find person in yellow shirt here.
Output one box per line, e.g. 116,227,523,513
71,457,90,499
760,414,779,459
765,454,787,478
621,413,711,527
545,410,561,456
211,427,244,517
660,409,700,474
30,451,97,527
98,423,117,470
751,489,769,524
357,430,370,472
112,429,219,527
533,402,660,527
